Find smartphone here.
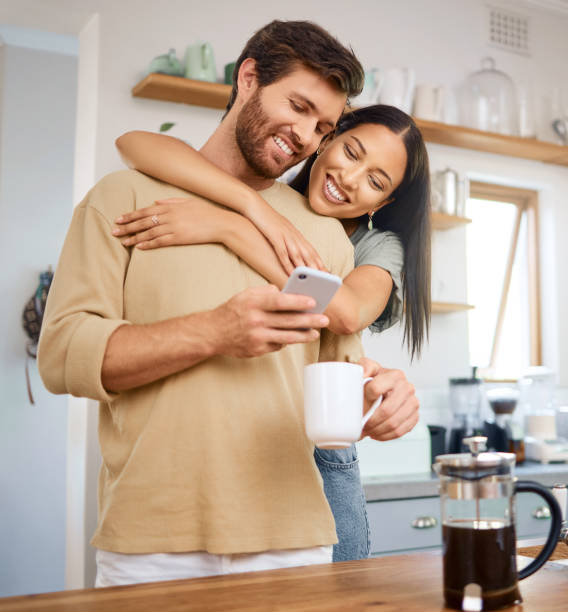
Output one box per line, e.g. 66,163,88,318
281,266,342,313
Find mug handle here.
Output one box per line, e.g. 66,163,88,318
361,377,382,428
515,480,562,579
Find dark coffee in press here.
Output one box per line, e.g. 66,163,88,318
443,521,522,610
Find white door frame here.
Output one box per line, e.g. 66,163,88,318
65,12,101,590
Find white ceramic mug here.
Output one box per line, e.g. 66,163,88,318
413,84,445,122
304,362,382,449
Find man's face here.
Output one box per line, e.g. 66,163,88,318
235,67,347,179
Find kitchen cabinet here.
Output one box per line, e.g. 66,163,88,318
364,463,568,556
367,496,441,555
132,73,568,167
366,492,553,556
516,490,560,539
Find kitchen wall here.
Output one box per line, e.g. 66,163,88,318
1,0,568,594
83,0,568,386
82,0,568,414
0,28,78,596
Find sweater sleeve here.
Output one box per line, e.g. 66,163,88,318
37,174,134,402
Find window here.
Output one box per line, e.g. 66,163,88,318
466,182,541,379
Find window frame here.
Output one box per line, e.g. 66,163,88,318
467,181,542,370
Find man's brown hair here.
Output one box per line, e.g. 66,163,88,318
225,20,364,113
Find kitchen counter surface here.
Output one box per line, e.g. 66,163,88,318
1,551,566,611
363,461,568,501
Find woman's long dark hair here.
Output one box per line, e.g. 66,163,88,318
290,105,431,359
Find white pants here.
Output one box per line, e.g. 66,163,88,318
95,545,333,587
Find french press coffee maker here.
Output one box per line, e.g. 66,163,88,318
434,437,562,611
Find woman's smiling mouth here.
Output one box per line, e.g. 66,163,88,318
324,174,349,203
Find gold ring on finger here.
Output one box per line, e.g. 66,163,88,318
151,215,159,226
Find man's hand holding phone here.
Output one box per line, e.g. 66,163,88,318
212,268,340,359
212,284,329,358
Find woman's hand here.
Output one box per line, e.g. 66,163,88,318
112,197,228,249
245,198,326,275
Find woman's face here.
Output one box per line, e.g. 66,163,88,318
307,123,408,219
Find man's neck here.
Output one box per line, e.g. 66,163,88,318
199,115,275,192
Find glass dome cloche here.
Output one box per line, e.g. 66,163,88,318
459,57,518,136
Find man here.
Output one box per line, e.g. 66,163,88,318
38,20,418,586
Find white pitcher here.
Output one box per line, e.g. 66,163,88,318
375,67,415,114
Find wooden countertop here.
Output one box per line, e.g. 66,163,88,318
1,551,567,611
519,541,568,561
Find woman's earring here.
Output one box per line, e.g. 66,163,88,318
367,213,374,231
316,147,321,156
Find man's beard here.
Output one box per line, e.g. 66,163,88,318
235,89,299,179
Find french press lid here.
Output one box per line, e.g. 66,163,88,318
434,436,516,479
434,437,516,500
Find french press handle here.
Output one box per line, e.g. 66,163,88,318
515,480,562,580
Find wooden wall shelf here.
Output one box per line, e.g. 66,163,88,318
431,212,471,230
132,74,231,110
132,74,568,167
432,301,474,314
417,119,568,167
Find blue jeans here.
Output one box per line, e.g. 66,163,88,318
314,444,370,562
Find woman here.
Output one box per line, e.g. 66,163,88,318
113,105,431,561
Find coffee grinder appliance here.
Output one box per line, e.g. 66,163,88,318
483,387,524,463
447,370,483,454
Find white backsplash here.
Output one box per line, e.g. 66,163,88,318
415,387,452,429
556,387,568,406
415,386,568,431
